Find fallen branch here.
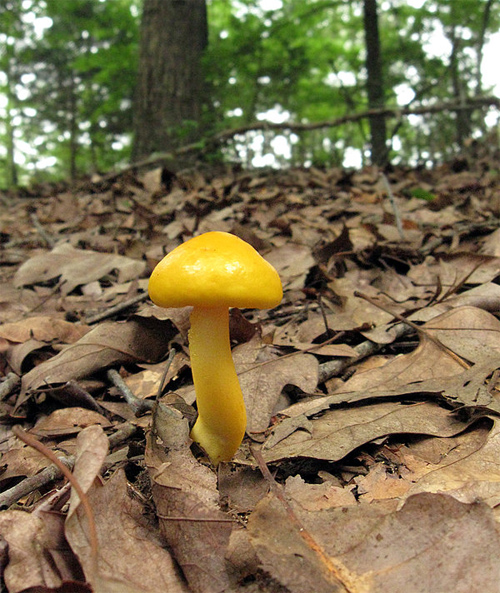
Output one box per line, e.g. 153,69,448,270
102,95,500,180
0,422,136,510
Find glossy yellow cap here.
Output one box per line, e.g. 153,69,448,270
149,231,283,309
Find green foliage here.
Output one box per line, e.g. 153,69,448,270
409,187,436,201
0,0,138,186
1,0,499,185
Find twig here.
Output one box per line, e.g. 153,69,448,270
85,293,148,325
107,369,154,415
317,323,414,383
0,373,20,400
156,348,177,399
0,455,74,510
0,423,136,510
29,212,56,248
156,515,235,523
354,291,469,368
381,173,404,240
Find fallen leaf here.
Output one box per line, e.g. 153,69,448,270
145,409,235,593
30,408,112,438
14,243,145,295
0,316,90,344
234,336,319,434
264,243,315,289
263,401,471,463
404,419,500,509
18,316,176,403
246,491,500,593
0,508,83,592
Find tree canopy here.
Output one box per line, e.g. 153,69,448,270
0,0,499,187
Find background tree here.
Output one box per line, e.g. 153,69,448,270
132,0,209,162
363,0,387,166
27,0,138,179
0,0,40,188
1,0,499,186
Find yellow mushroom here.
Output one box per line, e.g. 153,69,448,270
148,231,282,465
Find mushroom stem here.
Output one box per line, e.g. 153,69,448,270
188,306,247,465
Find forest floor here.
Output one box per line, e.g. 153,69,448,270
1,143,500,593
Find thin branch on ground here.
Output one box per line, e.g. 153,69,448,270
0,423,136,510
107,368,154,415
85,293,149,325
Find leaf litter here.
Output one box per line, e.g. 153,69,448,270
1,151,500,592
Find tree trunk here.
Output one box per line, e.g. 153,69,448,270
5,94,18,188
68,74,78,181
4,58,18,188
475,0,494,96
132,0,208,163
448,25,471,147
363,0,387,166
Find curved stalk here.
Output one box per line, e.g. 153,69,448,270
189,306,247,465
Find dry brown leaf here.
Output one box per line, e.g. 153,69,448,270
0,444,51,484
480,227,500,256
423,305,500,361
30,407,112,438
74,469,188,593
246,495,346,593
234,335,319,434
14,243,145,295
145,410,235,593
6,338,51,375
264,243,315,289
263,401,471,463
334,306,500,397
336,493,500,592
284,475,357,510
0,316,90,344
246,491,500,593
0,508,82,592
404,419,500,509
18,316,176,402
62,426,187,593
408,253,500,288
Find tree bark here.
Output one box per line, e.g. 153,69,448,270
132,0,208,163
363,0,387,166
3,56,18,188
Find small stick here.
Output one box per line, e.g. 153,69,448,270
0,455,74,510
0,423,136,509
107,368,154,415
156,515,235,523
354,290,469,369
317,323,414,383
29,212,56,248
156,348,177,399
0,373,20,400
85,293,148,325
381,173,405,240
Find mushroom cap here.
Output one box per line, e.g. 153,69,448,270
148,231,283,309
